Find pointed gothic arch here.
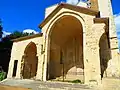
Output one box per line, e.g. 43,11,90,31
21,42,38,79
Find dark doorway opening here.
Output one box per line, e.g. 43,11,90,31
12,60,18,77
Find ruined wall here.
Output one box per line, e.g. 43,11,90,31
41,8,103,84
98,0,120,78
7,36,43,80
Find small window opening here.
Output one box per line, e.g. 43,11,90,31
41,44,44,54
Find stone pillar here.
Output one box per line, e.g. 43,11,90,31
83,30,95,84
36,44,44,80
43,36,50,81
7,44,17,79
43,55,47,81
20,55,25,79
7,57,14,78
84,22,106,85
15,56,22,79
91,23,106,84
7,56,22,79
83,31,89,84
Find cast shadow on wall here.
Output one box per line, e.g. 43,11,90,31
99,33,111,78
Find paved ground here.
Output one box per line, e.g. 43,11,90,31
0,78,120,90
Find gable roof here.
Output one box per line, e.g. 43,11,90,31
39,3,100,29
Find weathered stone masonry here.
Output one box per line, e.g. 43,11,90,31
7,0,120,85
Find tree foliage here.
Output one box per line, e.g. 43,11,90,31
9,31,34,39
0,19,36,78
0,30,35,74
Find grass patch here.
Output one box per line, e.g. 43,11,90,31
49,79,83,84
68,79,82,83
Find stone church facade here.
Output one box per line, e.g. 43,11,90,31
7,0,120,84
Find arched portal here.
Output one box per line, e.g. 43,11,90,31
22,42,38,79
48,15,84,82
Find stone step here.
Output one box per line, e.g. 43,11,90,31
0,79,92,90
1,78,120,90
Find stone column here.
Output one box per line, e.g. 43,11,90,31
20,55,26,79
15,56,22,79
36,44,44,80
83,31,90,84
89,23,106,85
43,36,50,81
7,44,16,79
43,56,47,81
7,57,14,78
84,23,106,85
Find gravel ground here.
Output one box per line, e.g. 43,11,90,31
0,78,120,90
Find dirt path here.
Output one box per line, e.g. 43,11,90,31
0,84,31,90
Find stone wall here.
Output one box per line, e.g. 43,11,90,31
7,36,43,80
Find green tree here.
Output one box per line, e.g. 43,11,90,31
0,30,35,76
2,31,35,41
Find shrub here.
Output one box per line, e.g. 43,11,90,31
0,71,6,81
70,79,82,83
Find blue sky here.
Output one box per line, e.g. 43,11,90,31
0,0,120,36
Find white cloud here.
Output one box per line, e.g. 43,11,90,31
114,13,120,33
2,31,11,37
23,29,39,34
1,29,39,38
66,0,79,5
114,13,120,49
